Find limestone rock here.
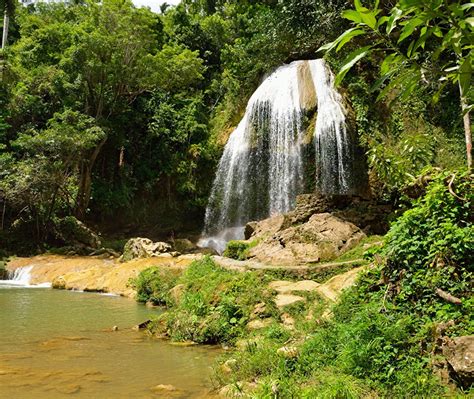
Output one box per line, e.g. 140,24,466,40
297,61,317,112
281,313,295,330
120,237,171,262
168,284,185,305
249,213,365,266
171,239,197,253
151,384,178,394
244,221,258,240
219,382,257,398
250,302,267,319
274,294,305,309
52,276,66,289
315,266,366,302
442,335,474,388
221,358,238,374
269,280,320,294
247,318,273,330
283,194,339,227
133,319,152,331
245,214,286,240
277,346,299,358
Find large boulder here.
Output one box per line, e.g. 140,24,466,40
55,216,101,249
120,237,171,262
245,214,286,241
442,335,474,388
248,213,365,266
171,238,197,253
282,194,347,228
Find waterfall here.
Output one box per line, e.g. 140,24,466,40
309,60,356,194
200,59,364,253
0,266,50,288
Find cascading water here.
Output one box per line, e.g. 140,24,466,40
310,60,357,194
200,59,365,253
0,266,51,288
199,61,307,252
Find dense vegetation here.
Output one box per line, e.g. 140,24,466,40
0,0,468,252
0,0,471,396
134,171,472,397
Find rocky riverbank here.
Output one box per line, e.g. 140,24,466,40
6,254,198,297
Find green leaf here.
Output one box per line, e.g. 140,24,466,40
335,46,372,86
460,3,474,11
387,8,403,34
318,27,366,53
342,9,363,24
336,29,367,51
458,57,472,97
361,11,377,30
380,53,401,75
377,16,389,29
354,0,364,12
398,17,424,44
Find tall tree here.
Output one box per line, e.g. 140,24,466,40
0,0,15,49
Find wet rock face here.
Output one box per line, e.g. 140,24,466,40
297,61,317,112
120,237,172,262
442,335,474,388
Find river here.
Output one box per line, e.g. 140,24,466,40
0,283,219,398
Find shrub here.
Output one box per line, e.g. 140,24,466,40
213,170,472,397
223,240,257,260
382,170,473,328
134,257,273,344
129,266,180,305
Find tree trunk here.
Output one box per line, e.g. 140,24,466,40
462,106,472,171
2,11,9,49
459,84,472,170
74,138,107,220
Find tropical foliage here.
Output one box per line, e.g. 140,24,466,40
322,0,473,168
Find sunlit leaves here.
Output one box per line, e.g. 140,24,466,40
318,27,366,53
319,0,473,120
335,46,372,86
397,17,424,44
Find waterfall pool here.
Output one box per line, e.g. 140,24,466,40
0,286,219,398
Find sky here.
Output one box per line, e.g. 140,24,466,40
132,0,181,13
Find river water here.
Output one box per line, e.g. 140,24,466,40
0,286,219,398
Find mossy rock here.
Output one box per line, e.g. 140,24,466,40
55,216,101,249
121,237,172,262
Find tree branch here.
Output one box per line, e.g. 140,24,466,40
435,288,462,305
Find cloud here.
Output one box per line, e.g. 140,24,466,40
132,0,181,13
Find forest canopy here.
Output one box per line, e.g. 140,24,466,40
0,0,468,250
